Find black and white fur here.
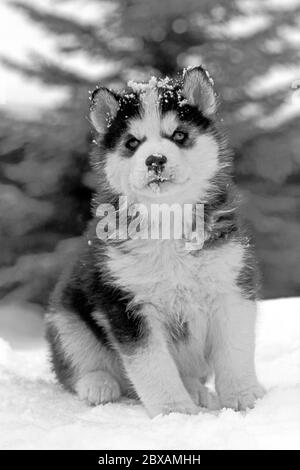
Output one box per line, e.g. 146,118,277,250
46,67,264,417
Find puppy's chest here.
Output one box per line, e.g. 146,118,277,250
106,240,243,317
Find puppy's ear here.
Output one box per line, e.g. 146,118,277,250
182,66,217,117
90,87,119,133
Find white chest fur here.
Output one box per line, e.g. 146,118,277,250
106,239,244,319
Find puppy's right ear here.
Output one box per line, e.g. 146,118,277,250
90,87,119,133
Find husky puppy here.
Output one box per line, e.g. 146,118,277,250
46,66,264,417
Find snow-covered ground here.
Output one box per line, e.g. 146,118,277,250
0,298,299,450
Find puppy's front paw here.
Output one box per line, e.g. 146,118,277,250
184,377,220,410
75,370,121,405
148,400,200,418
219,383,265,411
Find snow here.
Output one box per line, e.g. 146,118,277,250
0,298,299,450
277,25,300,47
127,76,174,93
246,65,300,128
208,15,271,40
257,93,300,129
0,0,68,115
238,0,300,13
263,0,300,11
248,66,300,98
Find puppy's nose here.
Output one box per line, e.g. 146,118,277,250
145,154,167,172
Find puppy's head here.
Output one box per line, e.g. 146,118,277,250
91,67,228,204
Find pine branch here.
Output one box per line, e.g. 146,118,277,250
1,56,93,86
11,1,118,58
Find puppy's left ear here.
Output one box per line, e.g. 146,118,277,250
90,87,120,133
182,66,217,117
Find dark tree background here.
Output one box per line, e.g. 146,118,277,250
1,0,300,309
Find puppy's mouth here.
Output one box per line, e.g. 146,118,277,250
147,175,171,193
131,169,190,198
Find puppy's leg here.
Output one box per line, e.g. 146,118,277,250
46,310,129,405
183,376,220,410
100,305,199,418
210,294,264,410
122,339,199,418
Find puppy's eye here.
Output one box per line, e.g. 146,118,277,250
125,136,140,151
172,130,188,143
